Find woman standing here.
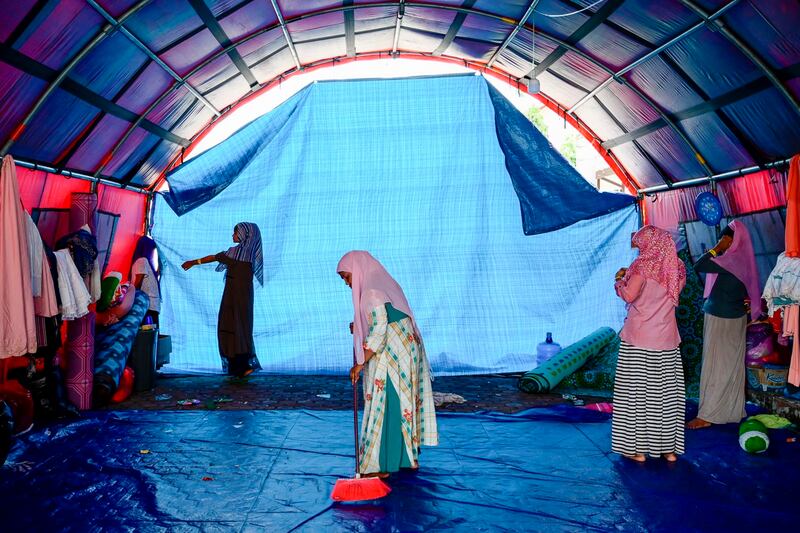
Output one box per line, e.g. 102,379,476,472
612,226,687,462
131,236,161,326
337,251,438,478
688,220,762,429
182,222,263,378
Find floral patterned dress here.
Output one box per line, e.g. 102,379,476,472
358,303,438,474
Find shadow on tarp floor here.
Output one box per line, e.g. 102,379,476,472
2,406,798,532
99,374,603,412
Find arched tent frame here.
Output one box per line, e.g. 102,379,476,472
1,0,799,198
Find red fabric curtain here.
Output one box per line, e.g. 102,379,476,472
97,184,146,275
15,165,146,277
645,170,788,232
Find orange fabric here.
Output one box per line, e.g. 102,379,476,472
786,155,800,257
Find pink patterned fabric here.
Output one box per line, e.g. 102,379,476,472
337,251,417,364
623,225,686,306
0,155,37,358
34,248,59,318
65,312,95,410
704,220,763,320
65,192,97,409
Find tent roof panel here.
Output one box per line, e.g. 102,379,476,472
0,0,798,190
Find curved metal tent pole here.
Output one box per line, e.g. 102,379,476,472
137,2,648,191
392,0,406,55
0,0,151,158
680,0,800,121
85,0,221,118
639,157,791,195
268,0,302,70
486,1,541,69
13,157,149,194
567,0,742,115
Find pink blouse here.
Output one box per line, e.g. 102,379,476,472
615,274,682,351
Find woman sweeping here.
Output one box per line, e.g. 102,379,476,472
337,251,438,478
612,226,686,462
688,220,762,429
182,222,263,378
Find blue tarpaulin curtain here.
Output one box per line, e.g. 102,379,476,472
155,75,638,374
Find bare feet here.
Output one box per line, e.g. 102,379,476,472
624,454,646,463
363,472,390,479
687,418,712,429
663,453,678,462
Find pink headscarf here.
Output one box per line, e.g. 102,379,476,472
703,220,763,320
337,251,417,364
623,225,686,306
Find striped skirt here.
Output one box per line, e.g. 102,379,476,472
611,341,685,457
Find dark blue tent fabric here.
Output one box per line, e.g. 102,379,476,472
163,87,311,216
164,75,635,234
2,406,799,531
486,83,636,234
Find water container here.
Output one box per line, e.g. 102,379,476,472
536,332,562,365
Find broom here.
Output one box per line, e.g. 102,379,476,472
330,351,391,502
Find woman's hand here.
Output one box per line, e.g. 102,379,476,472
349,364,363,384
181,260,195,271
615,268,627,282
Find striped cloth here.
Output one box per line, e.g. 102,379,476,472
611,341,685,457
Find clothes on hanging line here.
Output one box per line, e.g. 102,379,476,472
53,249,92,321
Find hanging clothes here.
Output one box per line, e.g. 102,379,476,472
88,257,101,303
23,211,43,298
0,155,37,358
34,248,59,319
53,249,92,320
783,305,800,387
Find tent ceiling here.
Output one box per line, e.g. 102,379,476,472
1,0,799,191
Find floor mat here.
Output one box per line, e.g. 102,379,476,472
2,406,798,532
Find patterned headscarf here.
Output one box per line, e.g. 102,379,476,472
623,225,686,306
216,222,263,286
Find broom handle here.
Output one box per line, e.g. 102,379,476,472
352,349,360,477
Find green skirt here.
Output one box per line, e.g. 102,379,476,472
379,379,413,472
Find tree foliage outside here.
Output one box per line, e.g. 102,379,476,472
526,106,548,137
560,133,579,166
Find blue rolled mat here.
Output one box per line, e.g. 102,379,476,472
518,327,617,393
93,291,149,405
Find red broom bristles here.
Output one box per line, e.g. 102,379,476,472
331,350,392,502
331,476,391,502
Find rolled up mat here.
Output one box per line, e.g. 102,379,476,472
518,327,617,393
93,291,150,407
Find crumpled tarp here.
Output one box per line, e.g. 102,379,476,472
1,406,799,531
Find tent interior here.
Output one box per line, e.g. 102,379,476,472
1,0,800,530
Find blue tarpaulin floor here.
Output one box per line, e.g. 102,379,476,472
2,406,798,532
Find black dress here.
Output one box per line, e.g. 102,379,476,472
215,252,260,375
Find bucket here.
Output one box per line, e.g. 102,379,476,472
746,364,789,392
